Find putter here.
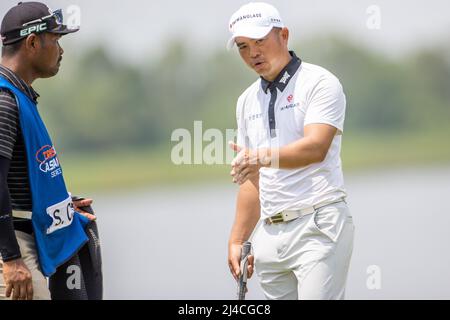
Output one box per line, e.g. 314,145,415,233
237,241,252,300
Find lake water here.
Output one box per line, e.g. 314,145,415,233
91,166,450,299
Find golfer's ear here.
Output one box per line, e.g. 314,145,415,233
280,27,289,43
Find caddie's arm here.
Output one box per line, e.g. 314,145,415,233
0,156,33,300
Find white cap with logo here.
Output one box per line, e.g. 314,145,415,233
227,2,284,50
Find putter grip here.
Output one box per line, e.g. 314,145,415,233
240,241,251,260
237,241,252,300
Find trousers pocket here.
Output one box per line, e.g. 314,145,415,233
310,204,348,243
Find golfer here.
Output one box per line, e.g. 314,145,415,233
227,2,355,300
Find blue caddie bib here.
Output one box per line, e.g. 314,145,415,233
0,77,89,276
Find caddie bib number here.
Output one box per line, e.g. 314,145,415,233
46,195,75,234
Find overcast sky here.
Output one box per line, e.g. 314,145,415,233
1,0,449,62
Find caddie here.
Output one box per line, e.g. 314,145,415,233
0,1,95,300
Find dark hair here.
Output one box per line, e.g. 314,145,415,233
272,27,283,34
1,33,46,57
1,39,24,57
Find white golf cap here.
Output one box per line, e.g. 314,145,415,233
227,2,284,50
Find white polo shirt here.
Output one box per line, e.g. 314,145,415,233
236,52,347,219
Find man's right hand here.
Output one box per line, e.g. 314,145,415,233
2,258,33,300
228,242,254,281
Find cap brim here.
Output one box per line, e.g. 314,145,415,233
49,24,80,35
227,25,273,50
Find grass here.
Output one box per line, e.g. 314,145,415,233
60,129,450,194
342,129,450,170
60,147,231,194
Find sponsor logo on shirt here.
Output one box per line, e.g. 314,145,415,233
279,71,290,84
247,113,263,121
279,94,299,111
281,102,300,111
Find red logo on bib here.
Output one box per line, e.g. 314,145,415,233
287,94,293,103
36,145,56,163
35,145,61,175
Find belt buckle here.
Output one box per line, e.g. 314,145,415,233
268,212,284,224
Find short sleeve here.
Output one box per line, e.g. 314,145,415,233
236,94,248,147
303,76,346,134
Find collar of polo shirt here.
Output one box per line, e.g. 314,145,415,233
260,51,302,93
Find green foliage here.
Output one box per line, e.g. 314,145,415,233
35,35,450,152
296,36,450,133
29,35,450,190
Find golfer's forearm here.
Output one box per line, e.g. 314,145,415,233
269,136,328,169
229,180,260,244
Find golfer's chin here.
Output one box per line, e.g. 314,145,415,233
253,63,268,75
254,65,275,81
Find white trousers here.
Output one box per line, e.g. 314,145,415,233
253,200,354,300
